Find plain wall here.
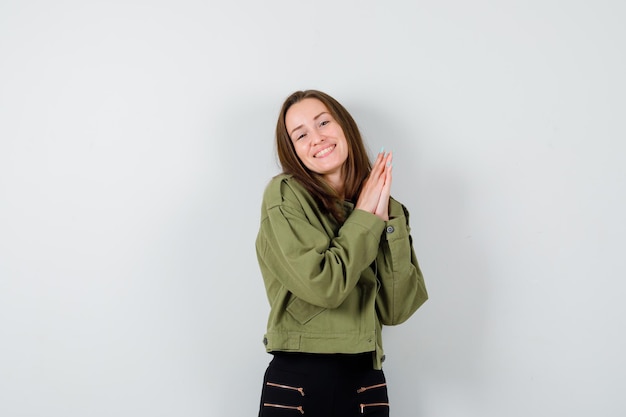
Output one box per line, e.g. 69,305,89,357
1,1,625,416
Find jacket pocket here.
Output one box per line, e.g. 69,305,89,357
286,296,326,325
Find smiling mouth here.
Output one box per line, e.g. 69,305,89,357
314,145,335,158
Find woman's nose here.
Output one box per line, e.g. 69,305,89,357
311,130,325,144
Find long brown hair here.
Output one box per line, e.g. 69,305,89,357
276,90,371,222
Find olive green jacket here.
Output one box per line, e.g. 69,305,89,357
256,174,427,369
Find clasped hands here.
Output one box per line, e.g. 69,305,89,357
355,150,392,221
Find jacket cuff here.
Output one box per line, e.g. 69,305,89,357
346,209,386,239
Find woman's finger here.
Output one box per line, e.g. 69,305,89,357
356,150,391,215
375,153,392,220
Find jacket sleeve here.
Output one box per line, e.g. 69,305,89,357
375,198,428,325
256,179,385,309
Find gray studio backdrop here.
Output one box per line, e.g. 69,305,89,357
1,1,625,416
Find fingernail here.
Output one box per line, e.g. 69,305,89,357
379,146,384,154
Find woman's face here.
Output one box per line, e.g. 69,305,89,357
285,98,349,190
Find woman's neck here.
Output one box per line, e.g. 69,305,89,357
323,173,345,200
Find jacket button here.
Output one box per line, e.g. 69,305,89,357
386,226,395,234
263,337,268,346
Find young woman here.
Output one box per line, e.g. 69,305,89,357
256,90,428,416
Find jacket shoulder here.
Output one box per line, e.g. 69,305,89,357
262,174,310,210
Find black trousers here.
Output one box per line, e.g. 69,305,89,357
258,352,390,416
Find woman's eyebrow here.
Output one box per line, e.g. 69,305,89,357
289,112,329,136
313,111,329,120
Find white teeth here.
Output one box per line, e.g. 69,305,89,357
315,145,335,157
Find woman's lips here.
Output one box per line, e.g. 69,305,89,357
314,145,335,158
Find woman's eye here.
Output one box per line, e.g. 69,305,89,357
296,133,306,140
320,120,330,127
